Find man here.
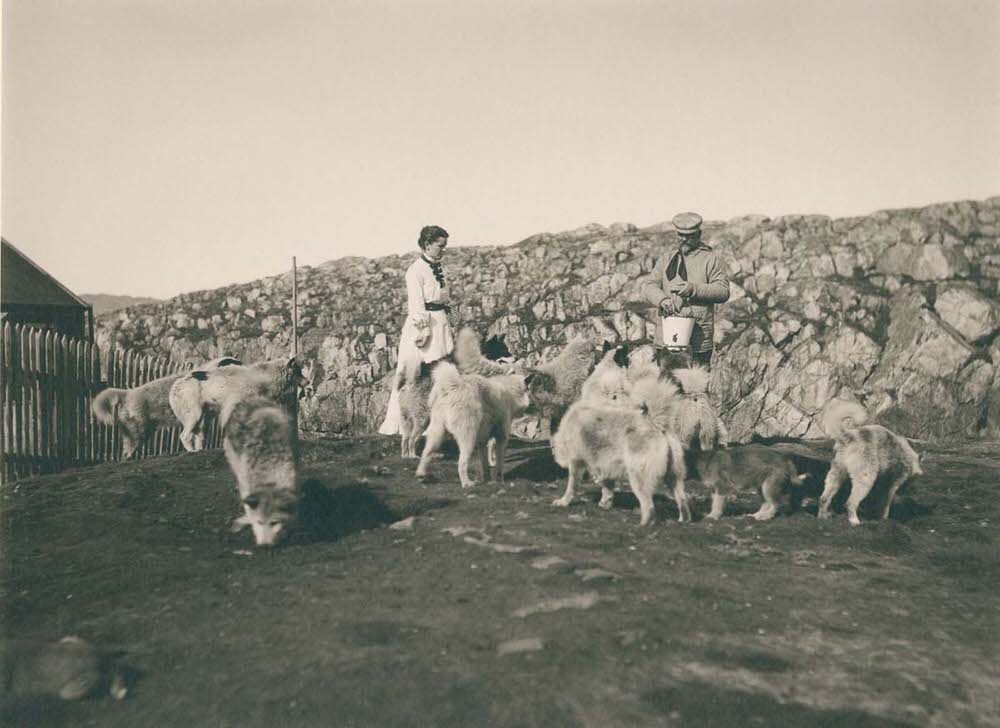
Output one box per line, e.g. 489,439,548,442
641,212,730,369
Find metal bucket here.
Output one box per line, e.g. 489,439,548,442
661,316,695,346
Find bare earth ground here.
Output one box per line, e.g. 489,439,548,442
2,435,999,727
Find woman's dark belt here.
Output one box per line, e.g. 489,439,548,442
425,302,451,312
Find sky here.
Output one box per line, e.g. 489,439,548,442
2,0,999,299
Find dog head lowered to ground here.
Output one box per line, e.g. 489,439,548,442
522,337,597,428
221,395,301,546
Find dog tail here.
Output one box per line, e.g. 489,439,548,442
92,388,127,424
671,366,711,396
430,360,463,390
820,399,869,441
631,377,681,432
455,327,515,377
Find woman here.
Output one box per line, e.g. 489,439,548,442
379,225,458,435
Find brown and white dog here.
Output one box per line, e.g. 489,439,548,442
818,399,923,525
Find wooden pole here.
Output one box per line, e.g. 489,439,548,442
291,256,298,358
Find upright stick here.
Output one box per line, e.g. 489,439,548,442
291,256,298,358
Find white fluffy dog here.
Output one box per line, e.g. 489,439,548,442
415,362,533,488
92,356,241,458
552,376,689,526
818,399,923,525
169,358,304,451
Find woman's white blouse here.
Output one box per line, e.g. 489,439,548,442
401,257,454,363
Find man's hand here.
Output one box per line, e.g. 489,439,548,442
659,297,675,316
677,282,695,299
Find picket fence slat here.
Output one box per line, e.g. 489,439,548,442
0,323,266,483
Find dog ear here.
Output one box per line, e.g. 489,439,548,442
524,371,537,387
602,340,614,354
612,346,630,368
243,494,261,510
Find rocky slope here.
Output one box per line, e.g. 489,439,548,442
96,197,1000,442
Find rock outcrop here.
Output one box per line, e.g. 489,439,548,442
96,197,1000,442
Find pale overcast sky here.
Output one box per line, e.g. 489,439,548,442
3,0,999,299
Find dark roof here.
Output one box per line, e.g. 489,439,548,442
1,238,90,309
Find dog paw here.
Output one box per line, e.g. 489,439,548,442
598,499,613,510
552,497,572,507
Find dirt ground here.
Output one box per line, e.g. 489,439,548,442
2,434,999,727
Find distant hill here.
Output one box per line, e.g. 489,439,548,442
81,293,162,315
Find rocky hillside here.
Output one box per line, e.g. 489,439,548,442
96,197,1000,442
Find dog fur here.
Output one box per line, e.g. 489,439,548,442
578,344,632,405
551,376,689,526
169,358,304,451
221,395,301,547
414,362,532,488
397,329,518,460
818,399,923,525
524,337,598,430
454,327,520,377
397,358,436,459
666,366,728,452
2,636,127,703
690,444,808,521
92,356,242,459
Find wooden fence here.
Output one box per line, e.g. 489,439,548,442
0,322,222,483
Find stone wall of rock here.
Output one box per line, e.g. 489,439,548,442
96,197,1000,442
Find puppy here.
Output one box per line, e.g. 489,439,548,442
2,636,127,703
552,376,689,526
818,400,923,526
415,362,532,488
691,444,807,520
92,355,241,458
170,357,304,451
221,395,301,546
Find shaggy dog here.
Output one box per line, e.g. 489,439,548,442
552,376,689,526
453,327,520,378
396,329,518,459
2,636,127,703
415,362,533,488
690,444,808,521
169,358,304,451
524,337,599,431
92,356,242,459
818,399,923,525
221,395,301,547
578,343,632,404
666,366,728,453
397,358,437,460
